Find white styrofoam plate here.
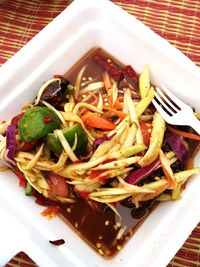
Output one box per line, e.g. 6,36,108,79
0,0,200,266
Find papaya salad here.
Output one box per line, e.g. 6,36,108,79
0,48,200,257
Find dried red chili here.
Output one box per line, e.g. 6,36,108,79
94,55,124,82
43,115,52,124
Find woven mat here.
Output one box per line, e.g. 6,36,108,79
0,0,199,266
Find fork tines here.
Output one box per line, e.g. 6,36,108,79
153,85,181,116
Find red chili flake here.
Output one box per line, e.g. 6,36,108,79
102,158,116,164
94,55,124,82
74,159,83,163
49,239,65,246
1,120,6,124
43,115,52,124
98,174,111,182
123,65,138,82
90,170,105,179
76,190,89,199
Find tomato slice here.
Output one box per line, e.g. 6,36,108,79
46,172,69,198
11,113,23,125
19,140,39,152
139,120,152,146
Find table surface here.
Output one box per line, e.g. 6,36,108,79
0,0,200,266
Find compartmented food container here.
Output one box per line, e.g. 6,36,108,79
0,0,200,266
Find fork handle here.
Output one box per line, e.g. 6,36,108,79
189,115,200,135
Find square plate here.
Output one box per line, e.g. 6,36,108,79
0,0,200,266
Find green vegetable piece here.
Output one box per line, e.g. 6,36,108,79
46,124,87,156
18,107,60,142
25,182,33,195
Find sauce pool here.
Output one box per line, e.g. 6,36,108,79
37,47,157,258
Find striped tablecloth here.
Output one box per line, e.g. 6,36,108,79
1,0,200,266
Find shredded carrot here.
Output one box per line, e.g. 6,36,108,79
168,126,200,141
159,149,177,189
104,107,127,119
103,72,123,109
81,111,94,121
140,182,169,201
101,111,113,120
81,109,90,116
81,111,116,130
113,97,122,109
117,96,124,102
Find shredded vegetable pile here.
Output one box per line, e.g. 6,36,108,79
0,53,200,216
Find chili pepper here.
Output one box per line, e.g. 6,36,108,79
45,124,88,155
123,65,138,82
94,55,124,82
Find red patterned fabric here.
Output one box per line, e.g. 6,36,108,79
1,1,200,266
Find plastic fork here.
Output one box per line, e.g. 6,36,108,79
152,84,200,135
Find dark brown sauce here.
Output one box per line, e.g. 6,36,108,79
58,199,157,258
35,191,156,258
38,48,157,258
63,47,137,92
63,48,103,85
